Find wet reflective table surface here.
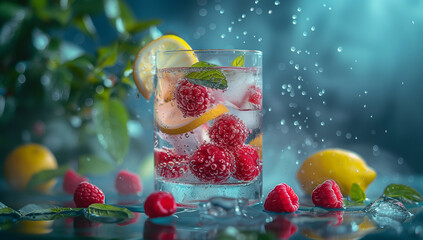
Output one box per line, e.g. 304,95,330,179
1,191,423,240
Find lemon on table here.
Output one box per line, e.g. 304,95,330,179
3,143,58,192
133,34,197,100
16,220,54,234
155,103,228,135
296,149,376,196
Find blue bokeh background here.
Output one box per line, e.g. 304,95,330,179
119,0,423,194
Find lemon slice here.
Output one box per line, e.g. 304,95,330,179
155,103,229,135
133,35,197,100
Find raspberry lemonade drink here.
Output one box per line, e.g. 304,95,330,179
153,49,263,205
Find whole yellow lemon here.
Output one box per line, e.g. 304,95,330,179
296,149,376,196
3,143,58,192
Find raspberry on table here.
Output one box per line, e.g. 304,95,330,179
209,114,248,150
174,79,212,118
144,191,177,218
312,179,344,209
265,216,298,239
73,182,105,208
63,169,88,194
115,170,143,195
154,148,188,179
232,144,260,181
189,143,235,183
264,183,299,213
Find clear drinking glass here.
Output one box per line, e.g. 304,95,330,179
154,49,262,205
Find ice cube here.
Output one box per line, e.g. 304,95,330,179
159,124,210,155
198,197,247,218
363,197,412,232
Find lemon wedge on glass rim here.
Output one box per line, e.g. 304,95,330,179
133,34,197,100
133,35,229,135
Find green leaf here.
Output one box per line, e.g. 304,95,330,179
186,61,227,90
19,204,82,221
92,98,129,163
26,165,69,190
0,202,21,218
231,55,245,67
350,183,366,203
73,15,97,38
97,42,118,68
191,61,218,68
383,183,423,204
85,204,134,223
78,155,114,176
127,19,161,34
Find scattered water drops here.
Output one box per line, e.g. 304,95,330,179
228,26,232,32
398,158,404,165
220,34,226,39
290,46,296,52
297,7,302,12
215,4,221,10
243,31,247,35
280,119,285,125
250,7,255,12
311,26,316,31
292,20,297,25
294,64,300,70
337,46,343,52
302,31,308,37
258,37,262,42
268,10,272,14
320,121,325,126
241,14,246,18
219,9,225,14
274,0,280,6
256,8,263,15
292,15,297,19
255,0,259,4
199,8,207,17
411,20,415,24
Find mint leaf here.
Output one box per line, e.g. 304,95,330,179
84,204,134,223
186,61,227,90
19,204,82,220
383,183,423,204
231,55,245,67
0,202,21,218
191,61,218,68
26,165,69,190
350,183,366,203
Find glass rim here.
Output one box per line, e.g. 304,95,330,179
157,49,262,55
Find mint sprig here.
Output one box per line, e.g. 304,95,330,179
350,183,366,203
231,55,245,67
383,183,423,204
186,61,227,90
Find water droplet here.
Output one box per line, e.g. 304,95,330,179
398,158,404,165
411,20,415,24
292,20,297,25
346,133,352,139
290,46,296,52
289,60,294,64
243,31,247,35
236,35,240,39
328,7,332,10
280,119,285,125
294,121,299,126
250,7,255,12
209,23,216,30
320,121,325,126
221,34,226,39
294,64,300,70
302,31,308,37
337,46,343,52
258,37,262,42
241,14,246,18
336,130,342,136
297,7,302,12
228,26,232,32
268,107,272,112
274,0,280,6
199,8,207,16
215,4,221,10
256,8,263,15
255,0,259,4
220,9,225,14
268,10,272,14
311,26,316,31
292,15,297,19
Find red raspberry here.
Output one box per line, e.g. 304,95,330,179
189,143,235,183
232,145,260,181
154,148,188,179
264,183,299,213
209,114,248,150
174,79,212,117
247,86,262,107
312,179,344,209
73,182,105,208
63,169,88,194
115,170,143,195
144,191,177,218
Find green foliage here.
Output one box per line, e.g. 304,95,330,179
0,0,161,172
78,155,115,175
350,183,366,203
27,165,70,190
186,62,228,90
